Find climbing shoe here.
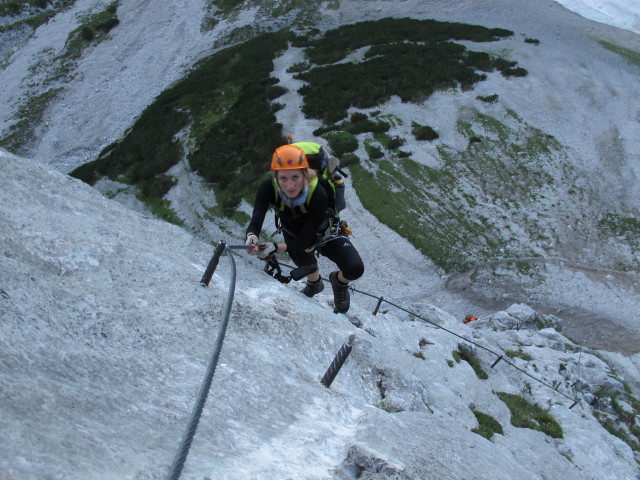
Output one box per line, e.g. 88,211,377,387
329,271,350,313
302,278,324,298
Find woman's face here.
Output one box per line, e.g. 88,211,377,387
277,169,305,199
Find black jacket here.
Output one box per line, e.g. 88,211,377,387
246,178,328,252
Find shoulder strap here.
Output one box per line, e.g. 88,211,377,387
299,176,318,213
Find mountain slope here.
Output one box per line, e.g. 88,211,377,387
1,1,640,477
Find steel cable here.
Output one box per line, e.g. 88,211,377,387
276,260,580,406
167,243,237,480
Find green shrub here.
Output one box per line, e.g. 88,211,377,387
97,16,119,32
411,122,439,141
350,112,367,123
265,84,287,100
386,135,405,150
287,61,311,73
80,26,94,41
0,1,23,16
339,153,359,168
314,115,390,137
365,143,384,160
496,392,563,438
502,67,528,77
477,94,499,104
302,17,512,66
141,175,176,198
324,131,358,156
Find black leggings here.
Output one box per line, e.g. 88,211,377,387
286,235,364,281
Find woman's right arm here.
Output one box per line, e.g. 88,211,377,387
246,179,273,238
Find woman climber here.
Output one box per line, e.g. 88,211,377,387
245,143,364,313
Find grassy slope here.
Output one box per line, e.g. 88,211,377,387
351,111,588,272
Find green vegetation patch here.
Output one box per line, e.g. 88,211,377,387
67,17,530,237
1,2,118,152
0,0,81,41
72,30,290,217
504,349,533,361
0,0,54,17
0,0,75,34
496,392,563,438
599,213,640,238
59,1,119,62
315,112,390,137
471,409,504,440
294,18,519,123
0,87,63,151
592,387,640,453
599,40,640,66
350,111,582,272
202,0,326,33
455,344,488,379
323,130,359,157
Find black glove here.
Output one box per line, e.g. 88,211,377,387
257,242,278,260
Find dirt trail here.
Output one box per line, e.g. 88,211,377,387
446,257,640,355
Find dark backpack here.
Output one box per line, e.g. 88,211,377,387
291,141,346,215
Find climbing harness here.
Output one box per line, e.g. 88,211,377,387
304,215,353,254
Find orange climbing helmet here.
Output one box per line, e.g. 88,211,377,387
271,144,309,171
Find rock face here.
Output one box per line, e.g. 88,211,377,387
2,148,639,479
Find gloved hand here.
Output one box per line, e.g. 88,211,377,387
245,234,259,254
257,242,278,260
